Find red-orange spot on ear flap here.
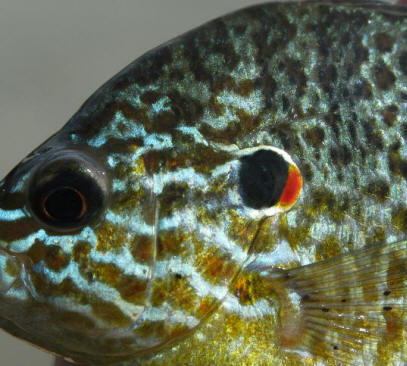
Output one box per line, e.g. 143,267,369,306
278,165,302,208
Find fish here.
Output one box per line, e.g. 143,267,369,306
1,1,407,365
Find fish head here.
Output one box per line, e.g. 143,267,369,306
0,126,156,361
0,77,302,362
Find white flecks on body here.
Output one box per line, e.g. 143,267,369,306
137,302,199,328
249,240,300,269
0,208,28,221
151,96,172,115
90,247,151,280
88,111,147,148
223,295,275,319
152,167,208,194
28,260,145,322
175,125,209,146
155,257,228,300
88,110,174,151
157,206,248,262
105,210,154,237
7,226,97,254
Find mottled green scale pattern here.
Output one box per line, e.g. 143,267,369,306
1,2,407,365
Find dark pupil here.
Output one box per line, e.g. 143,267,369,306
43,187,85,222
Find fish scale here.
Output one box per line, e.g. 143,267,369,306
1,1,407,365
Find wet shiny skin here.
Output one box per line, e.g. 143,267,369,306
1,1,407,365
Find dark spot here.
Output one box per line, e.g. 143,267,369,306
388,141,407,181
402,123,407,139
346,64,355,80
383,306,392,311
399,51,407,75
175,273,183,279
267,123,299,152
278,61,285,72
169,69,185,81
347,119,358,143
0,217,40,243
317,36,329,57
390,140,401,152
362,120,383,150
360,145,367,161
329,145,352,166
212,75,235,95
333,345,338,350
237,79,254,97
239,149,289,209
324,105,342,138
285,58,307,96
133,46,173,86
150,110,178,134
353,79,372,99
183,36,211,83
301,162,314,182
140,90,161,105
318,64,338,94
233,24,247,36
302,294,310,301
303,126,325,146
374,33,395,53
251,8,297,53
330,147,339,165
383,290,391,296
341,299,347,303
322,307,329,312
353,42,369,65
281,95,289,112
87,272,94,283
401,161,407,180
374,63,396,90
159,183,188,217
382,104,399,126
365,180,390,202
260,74,278,109
392,206,407,232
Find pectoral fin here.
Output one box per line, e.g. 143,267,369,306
264,240,407,363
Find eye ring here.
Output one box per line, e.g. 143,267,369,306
28,150,109,232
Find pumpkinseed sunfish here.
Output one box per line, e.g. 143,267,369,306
1,1,407,365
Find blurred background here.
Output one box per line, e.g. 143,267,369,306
0,0,261,364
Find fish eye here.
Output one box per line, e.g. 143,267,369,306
28,151,108,231
238,147,302,211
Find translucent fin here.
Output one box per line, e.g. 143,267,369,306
268,240,407,363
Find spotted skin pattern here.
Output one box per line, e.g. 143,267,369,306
1,1,407,365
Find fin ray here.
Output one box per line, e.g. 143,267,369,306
268,240,407,363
